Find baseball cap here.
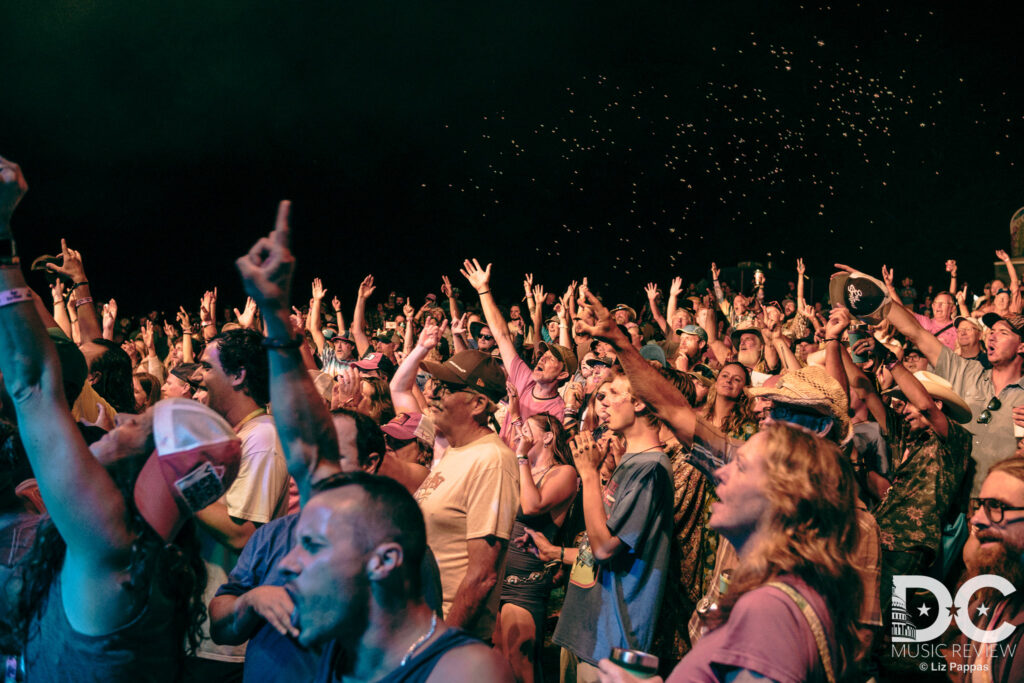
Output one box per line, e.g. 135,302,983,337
133,399,242,542
828,269,892,325
981,312,1024,339
331,331,357,346
584,355,615,368
353,352,397,375
639,342,667,367
678,324,708,343
169,362,202,391
537,341,578,375
953,315,982,331
421,350,507,402
381,412,436,447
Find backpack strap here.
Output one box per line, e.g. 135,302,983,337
766,581,836,683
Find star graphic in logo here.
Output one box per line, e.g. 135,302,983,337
977,603,990,617
948,604,960,618
918,604,931,617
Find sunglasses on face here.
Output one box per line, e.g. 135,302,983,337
478,334,494,341
970,497,1024,524
977,396,1002,424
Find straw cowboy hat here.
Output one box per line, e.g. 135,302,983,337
749,365,852,442
883,371,972,424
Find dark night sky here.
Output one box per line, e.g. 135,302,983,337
2,1,1023,315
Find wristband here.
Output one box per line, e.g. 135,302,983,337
517,456,529,465
71,296,93,308
477,290,490,295
261,336,303,350
560,547,565,564
824,337,841,343
69,280,89,292
0,287,34,308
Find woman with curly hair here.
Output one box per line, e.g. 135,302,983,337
599,423,863,683
700,361,757,441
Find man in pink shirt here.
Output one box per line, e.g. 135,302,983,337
459,259,577,441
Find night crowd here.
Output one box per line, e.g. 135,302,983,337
1,154,1024,683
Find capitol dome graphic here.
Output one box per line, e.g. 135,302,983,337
891,594,917,642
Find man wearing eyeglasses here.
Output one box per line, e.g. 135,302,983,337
876,280,1024,498
946,457,1024,682
414,350,519,642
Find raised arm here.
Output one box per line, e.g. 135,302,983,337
309,278,328,354
822,308,852,405
837,264,945,366
997,250,1019,298
331,295,347,335
946,259,958,295
236,201,339,505
577,290,699,447
796,258,807,311
441,275,461,321
101,296,116,341
47,239,102,344
461,259,518,363
0,155,133,567
644,282,668,336
51,280,71,337
351,275,374,358
450,312,470,354
177,306,195,363
665,276,683,329
390,319,446,415
890,358,949,439
698,305,731,365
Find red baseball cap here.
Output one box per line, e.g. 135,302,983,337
133,399,242,542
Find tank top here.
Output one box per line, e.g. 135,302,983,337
317,628,482,682
24,569,184,682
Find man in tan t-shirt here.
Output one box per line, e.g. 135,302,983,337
415,350,519,641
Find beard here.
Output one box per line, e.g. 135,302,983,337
968,533,1024,606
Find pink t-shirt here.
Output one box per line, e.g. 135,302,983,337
500,354,565,441
668,576,836,683
915,313,957,350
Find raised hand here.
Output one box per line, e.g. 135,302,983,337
50,280,66,305
440,275,453,298
403,302,415,320
177,306,191,332
235,201,294,313
880,265,894,290
162,319,176,338
234,296,258,329
532,284,545,303
357,275,376,300
450,312,468,337
669,276,683,297
710,262,721,281
523,273,534,299
0,154,29,231
331,295,342,312
46,239,87,283
141,319,155,351
332,366,362,409
575,290,627,344
825,307,852,340
460,258,492,294
513,420,534,457
644,282,659,301
311,277,327,301
570,430,605,474
997,249,1012,263
796,258,806,277
200,288,219,323
945,259,957,276
956,283,968,305
417,318,448,350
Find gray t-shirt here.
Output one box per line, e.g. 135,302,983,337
933,347,1024,496
552,450,673,665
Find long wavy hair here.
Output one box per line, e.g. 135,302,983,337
709,423,862,681
15,442,208,656
361,377,396,426
701,361,756,439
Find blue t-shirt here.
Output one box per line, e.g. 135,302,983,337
215,514,320,683
552,450,674,665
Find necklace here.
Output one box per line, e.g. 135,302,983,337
399,613,437,667
532,464,553,482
